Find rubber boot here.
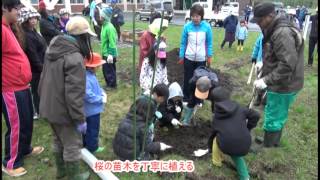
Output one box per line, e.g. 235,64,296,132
273,129,283,147
263,131,281,148
240,46,244,51
54,152,66,179
237,45,240,51
65,161,90,180
182,107,194,126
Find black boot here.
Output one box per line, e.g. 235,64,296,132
263,131,282,148
253,94,262,106
273,129,283,147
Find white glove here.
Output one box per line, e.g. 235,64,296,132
197,103,203,108
160,142,172,151
254,78,267,90
93,20,98,26
102,91,107,103
255,61,263,72
193,148,209,157
171,118,182,126
107,55,113,63
175,106,181,113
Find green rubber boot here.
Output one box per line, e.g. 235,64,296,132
65,161,90,180
54,152,66,179
182,107,194,126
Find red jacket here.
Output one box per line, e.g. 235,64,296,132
139,31,156,72
2,18,32,92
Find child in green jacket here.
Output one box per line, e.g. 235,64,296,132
100,7,118,89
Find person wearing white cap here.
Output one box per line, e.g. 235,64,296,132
139,18,169,72
38,16,96,180
18,7,47,120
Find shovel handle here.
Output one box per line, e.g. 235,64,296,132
247,63,255,85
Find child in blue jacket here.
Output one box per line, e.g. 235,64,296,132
236,20,248,51
179,4,213,101
251,33,266,106
83,53,107,153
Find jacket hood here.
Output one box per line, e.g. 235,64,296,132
168,82,183,100
46,35,81,61
214,100,238,119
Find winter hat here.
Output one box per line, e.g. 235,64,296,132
59,8,70,16
149,18,169,37
101,7,113,20
85,52,106,67
38,0,46,11
66,16,97,36
195,76,212,100
210,86,231,102
168,82,183,100
111,0,118,4
18,7,41,24
250,2,275,23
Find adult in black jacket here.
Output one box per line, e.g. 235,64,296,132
19,7,47,119
39,8,62,45
208,86,260,180
308,8,318,66
113,96,171,160
110,0,124,41
220,12,238,49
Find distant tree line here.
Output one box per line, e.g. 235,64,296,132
252,0,318,8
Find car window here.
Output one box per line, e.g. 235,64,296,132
202,4,208,8
152,2,161,9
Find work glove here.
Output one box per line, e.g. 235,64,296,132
207,57,212,66
93,20,98,26
107,55,113,63
175,105,181,113
193,148,209,157
171,118,182,126
102,91,107,103
155,111,162,119
160,142,172,151
178,59,184,65
251,58,257,64
254,78,267,90
255,61,263,72
77,122,87,134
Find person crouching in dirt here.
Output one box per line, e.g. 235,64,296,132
139,18,169,73
112,94,172,161
251,32,266,106
181,66,219,126
208,86,260,180
157,82,184,129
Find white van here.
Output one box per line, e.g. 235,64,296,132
136,0,174,22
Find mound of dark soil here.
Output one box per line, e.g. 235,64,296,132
154,119,212,159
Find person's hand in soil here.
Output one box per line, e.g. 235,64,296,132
171,118,182,126
160,142,172,151
178,59,184,64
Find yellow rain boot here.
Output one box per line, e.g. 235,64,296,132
237,46,240,51
240,46,244,51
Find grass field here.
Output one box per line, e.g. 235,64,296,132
2,20,318,180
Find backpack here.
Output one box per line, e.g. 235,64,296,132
112,8,125,26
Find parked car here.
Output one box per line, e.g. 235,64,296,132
136,0,174,22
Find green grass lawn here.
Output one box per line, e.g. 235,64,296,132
2,21,318,180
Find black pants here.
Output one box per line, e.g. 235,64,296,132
183,58,206,101
308,37,318,65
31,73,41,114
2,88,34,169
102,57,117,88
238,39,244,46
112,23,121,41
93,25,101,40
245,15,250,22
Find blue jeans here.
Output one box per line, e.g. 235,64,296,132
83,114,101,152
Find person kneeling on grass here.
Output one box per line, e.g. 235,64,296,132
208,86,260,180
83,52,107,153
157,82,184,129
112,91,172,161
